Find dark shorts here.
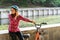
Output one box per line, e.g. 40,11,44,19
9,31,23,40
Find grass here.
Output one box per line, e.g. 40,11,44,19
0,15,60,30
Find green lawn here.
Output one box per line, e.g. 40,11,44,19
0,15,60,30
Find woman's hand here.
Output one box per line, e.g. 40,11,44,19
31,21,36,24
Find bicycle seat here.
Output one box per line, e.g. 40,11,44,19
23,34,30,38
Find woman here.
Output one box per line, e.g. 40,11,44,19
8,5,35,40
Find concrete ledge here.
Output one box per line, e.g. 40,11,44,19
0,23,60,34
0,23,60,40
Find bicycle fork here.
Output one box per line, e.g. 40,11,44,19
35,32,41,40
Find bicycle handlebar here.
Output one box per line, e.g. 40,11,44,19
35,22,47,26
35,22,47,28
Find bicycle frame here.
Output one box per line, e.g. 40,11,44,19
35,23,47,40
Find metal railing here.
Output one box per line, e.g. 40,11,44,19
0,7,60,24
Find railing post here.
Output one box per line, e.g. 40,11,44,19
23,10,25,17
56,9,58,15
28,10,31,18
58,9,60,15
42,9,44,16
0,11,1,25
26,10,28,18
34,10,35,18
52,9,54,15
38,10,40,18
47,9,49,16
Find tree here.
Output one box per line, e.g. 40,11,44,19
52,0,60,7
44,0,60,7
32,0,46,6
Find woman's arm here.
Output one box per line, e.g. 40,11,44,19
19,15,36,24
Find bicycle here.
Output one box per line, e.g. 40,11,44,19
22,22,47,40
35,22,47,40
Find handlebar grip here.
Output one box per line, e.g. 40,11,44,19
41,22,47,25
35,22,47,27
